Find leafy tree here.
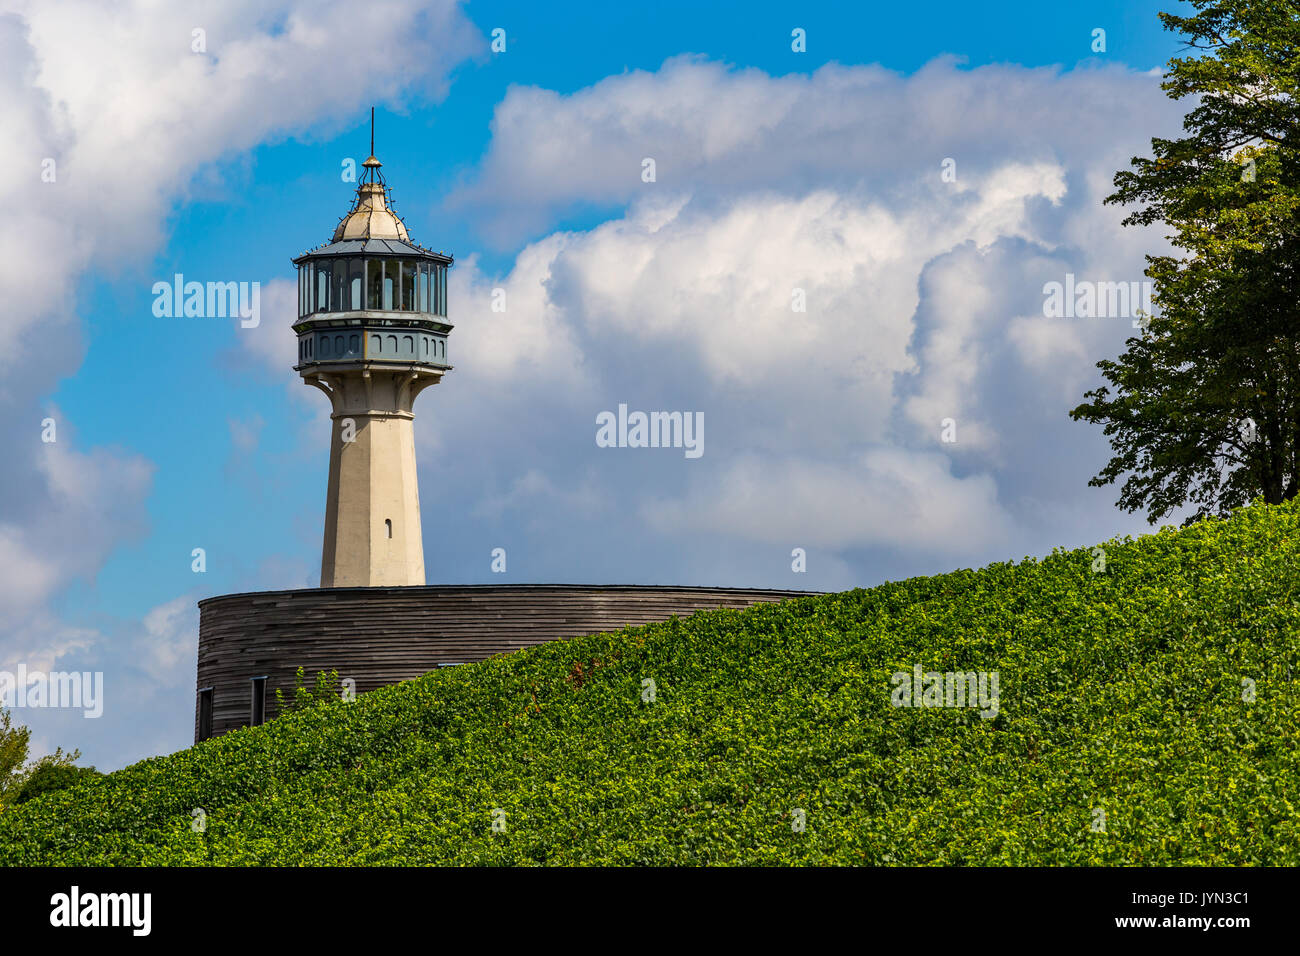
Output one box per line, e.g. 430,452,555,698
15,762,102,805
1071,1,1300,524
0,708,31,807
1,707,89,809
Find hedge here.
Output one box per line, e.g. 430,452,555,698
2,498,1297,864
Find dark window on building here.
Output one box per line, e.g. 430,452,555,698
250,675,268,727
197,687,214,741
367,259,383,310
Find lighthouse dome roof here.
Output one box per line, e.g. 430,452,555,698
332,156,409,242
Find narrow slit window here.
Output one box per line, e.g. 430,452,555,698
250,676,267,727
385,518,393,538
197,687,214,742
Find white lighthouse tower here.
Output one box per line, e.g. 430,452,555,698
291,122,452,587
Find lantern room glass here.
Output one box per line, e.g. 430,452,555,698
298,257,449,315
383,259,398,309
367,260,382,311
349,259,363,309
331,263,345,313
401,261,414,311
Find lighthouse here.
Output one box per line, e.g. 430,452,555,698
292,125,452,587
194,120,820,744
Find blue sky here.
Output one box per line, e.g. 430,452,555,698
4,0,1191,769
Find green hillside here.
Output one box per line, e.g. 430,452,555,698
4,500,1299,865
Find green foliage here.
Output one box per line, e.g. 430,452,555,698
0,708,31,807
275,667,344,716
2,498,1299,864
1072,1,1300,524
1,708,91,811
15,762,102,805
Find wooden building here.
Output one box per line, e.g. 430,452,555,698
195,584,815,741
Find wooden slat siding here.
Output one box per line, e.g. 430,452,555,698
194,584,819,741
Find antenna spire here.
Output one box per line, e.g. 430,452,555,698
359,107,385,188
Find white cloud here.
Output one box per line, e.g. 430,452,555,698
6,0,479,272
0,425,153,671
448,241,594,388
135,596,199,683
452,56,1169,245
232,278,299,380
430,55,1185,564
646,450,1013,556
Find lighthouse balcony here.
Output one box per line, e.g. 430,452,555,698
295,323,449,369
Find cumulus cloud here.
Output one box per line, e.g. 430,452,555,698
451,56,1168,246
228,278,299,381
6,0,479,271
426,55,1186,569
134,596,199,684
0,426,153,669
646,450,1013,556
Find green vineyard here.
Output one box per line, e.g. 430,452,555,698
3,499,1298,865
